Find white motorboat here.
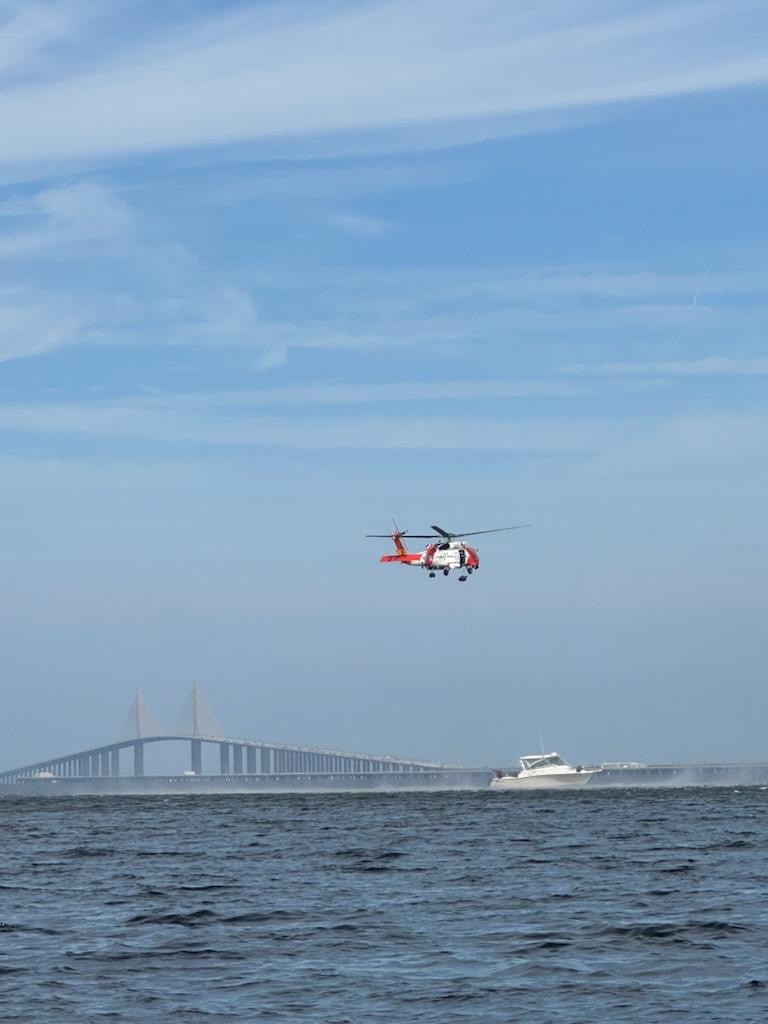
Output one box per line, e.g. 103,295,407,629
489,752,600,790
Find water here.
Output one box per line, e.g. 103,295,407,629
2,788,768,1022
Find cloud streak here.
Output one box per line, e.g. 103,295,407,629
326,212,391,237
0,289,83,361
0,178,764,368
0,1,766,167
2,387,766,467
562,356,768,376
0,0,89,79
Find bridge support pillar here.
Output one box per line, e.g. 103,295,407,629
262,748,271,774
246,747,257,774
233,745,243,774
134,742,144,777
191,739,202,775
220,743,230,775
110,749,120,776
100,752,110,777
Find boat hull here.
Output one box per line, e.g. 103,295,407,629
490,770,599,791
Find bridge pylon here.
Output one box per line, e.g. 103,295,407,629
174,683,223,738
118,690,163,741
174,684,223,774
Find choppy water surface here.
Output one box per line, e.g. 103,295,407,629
2,788,768,1022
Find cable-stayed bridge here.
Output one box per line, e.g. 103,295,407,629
0,686,490,790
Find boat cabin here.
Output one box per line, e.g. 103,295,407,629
519,753,568,772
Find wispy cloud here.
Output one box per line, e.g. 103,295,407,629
0,179,280,362
2,391,766,472
326,212,391,237
561,356,768,376
0,0,91,80
0,179,133,257
0,288,83,361
131,379,590,409
0,177,764,368
0,1,766,168
209,159,472,206
0,378,589,431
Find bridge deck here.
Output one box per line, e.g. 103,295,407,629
0,733,471,784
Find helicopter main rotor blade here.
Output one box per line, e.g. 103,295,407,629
367,524,531,539
447,525,531,538
430,525,454,538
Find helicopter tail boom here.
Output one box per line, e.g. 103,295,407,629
394,531,408,556
380,531,421,564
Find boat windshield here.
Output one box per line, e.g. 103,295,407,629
520,754,568,771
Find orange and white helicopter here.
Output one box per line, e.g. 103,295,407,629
366,523,529,581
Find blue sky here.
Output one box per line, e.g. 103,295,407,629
2,0,767,771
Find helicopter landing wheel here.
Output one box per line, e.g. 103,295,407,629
467,567,473,574
443,568,449,576
458,575,468,582
429,572,435,578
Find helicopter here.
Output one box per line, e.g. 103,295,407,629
366,523,529,581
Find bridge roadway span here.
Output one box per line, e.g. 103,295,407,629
0,733,480,786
